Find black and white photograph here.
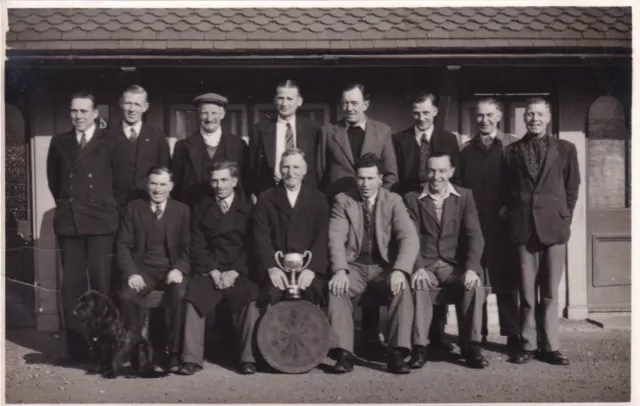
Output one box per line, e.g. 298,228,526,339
2,1,633,403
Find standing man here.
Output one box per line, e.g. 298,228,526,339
459,98,519,352
47,91,129,363
504,98,580,365
117,167,190,372
405,152,488,369
111,85,171,201
392,92,461,196
248,80,322,199
180,161,260,376
253,148,329,307
172,93,247,207
327,153,418,375
392,92,461,351
317,83,398,198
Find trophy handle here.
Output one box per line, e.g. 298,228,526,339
274,251,285,271
301,250,313,271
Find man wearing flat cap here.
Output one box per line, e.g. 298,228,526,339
171,93,248,208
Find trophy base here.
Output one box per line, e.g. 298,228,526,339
284,286,303,301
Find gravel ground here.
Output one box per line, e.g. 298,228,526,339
4,322,631,404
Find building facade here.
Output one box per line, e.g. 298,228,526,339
4,7,632,330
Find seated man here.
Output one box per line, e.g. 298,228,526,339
178,161,260,376
253,148,329,307
327,153,419,375
117,166,190,372
404,152,488,369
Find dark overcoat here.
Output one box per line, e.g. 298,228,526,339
116,198,191,278
252,185,329,305
392,127,461,196
110,123,171,200
248,115,322,196
171,131,248,207
502,135,581,246
459,132,518,292
46,129,129,236
185,194,258,315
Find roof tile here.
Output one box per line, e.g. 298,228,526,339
6,7,631,54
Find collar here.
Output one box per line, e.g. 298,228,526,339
347,118,366,130
217,193,234,208
285,186,302,195
360,192,377,206
75,124,96,139
150,199,168,211
414,125,435,143
418,182,460,200
123,121,143,137
200,127,222,145
479,130,498,140
277,115,296,127
524,132,549,142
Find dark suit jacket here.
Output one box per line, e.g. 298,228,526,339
252,185,329,281
392,127,461,196
404,185,485,276
110,123,171,199
46,129,129,236
185,194,258,315
171,131,248,207
317,118,398,197
502,134,581,246
116,198,191,278
248,116,322,196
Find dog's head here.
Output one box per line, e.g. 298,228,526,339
73,290,119,332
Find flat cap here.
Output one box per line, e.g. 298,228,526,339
192,93,228,107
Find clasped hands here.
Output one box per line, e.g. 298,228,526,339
127,269,183,292
268,267,315,291
209,269,240,290
411,268,480,291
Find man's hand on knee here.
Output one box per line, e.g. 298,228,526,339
411,269,438,291
329,269,349,297
389,270,407,295
462,270,480,291
166,269,184,285
219,270,239,289
298,269,315,291
128,274,146,292
268,267,289,291
209,269,222,289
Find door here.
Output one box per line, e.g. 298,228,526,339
586,96,631,312
5,104,36,328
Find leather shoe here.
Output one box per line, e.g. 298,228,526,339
536,350,570,366
166,353,181,373
409,346,427,369
387,349,411,374
177,362,202,376
428,338,455,353
332,350,355,373
511,350,535,364
506,335,520,354
239,362,257,375
463,345,489,369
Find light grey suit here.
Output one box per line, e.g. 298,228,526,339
317,118,398,195
328,188,419,353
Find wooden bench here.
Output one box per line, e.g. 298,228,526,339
357,286,492,307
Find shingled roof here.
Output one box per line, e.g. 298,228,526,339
6,7,631,54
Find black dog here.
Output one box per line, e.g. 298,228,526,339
73,290,154,379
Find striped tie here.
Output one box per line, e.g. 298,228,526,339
285,122,295,149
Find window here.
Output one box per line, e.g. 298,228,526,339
169,104,249,151
252,104,330,128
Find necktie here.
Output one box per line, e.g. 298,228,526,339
129,127,138,144
363,199,373,231
218,198,229,214
419,133,430,183
78,132,87,149
153,204,163,219
285,122,295,149
482,135,493,148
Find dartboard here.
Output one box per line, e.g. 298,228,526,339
257,300,331,374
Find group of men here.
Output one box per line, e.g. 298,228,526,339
46,79,580,376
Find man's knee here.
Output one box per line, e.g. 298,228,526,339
119,285,140,304
170,281,187,299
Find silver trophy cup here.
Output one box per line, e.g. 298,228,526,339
274,250,313,300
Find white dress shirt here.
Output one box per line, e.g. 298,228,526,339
76,124,97,144
414,125,435,145
217,193,235,212
123,121,143,140
201,127,222,147
150,199,168,219
274,116,297,181
285,187,301,207
349,118,367,130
